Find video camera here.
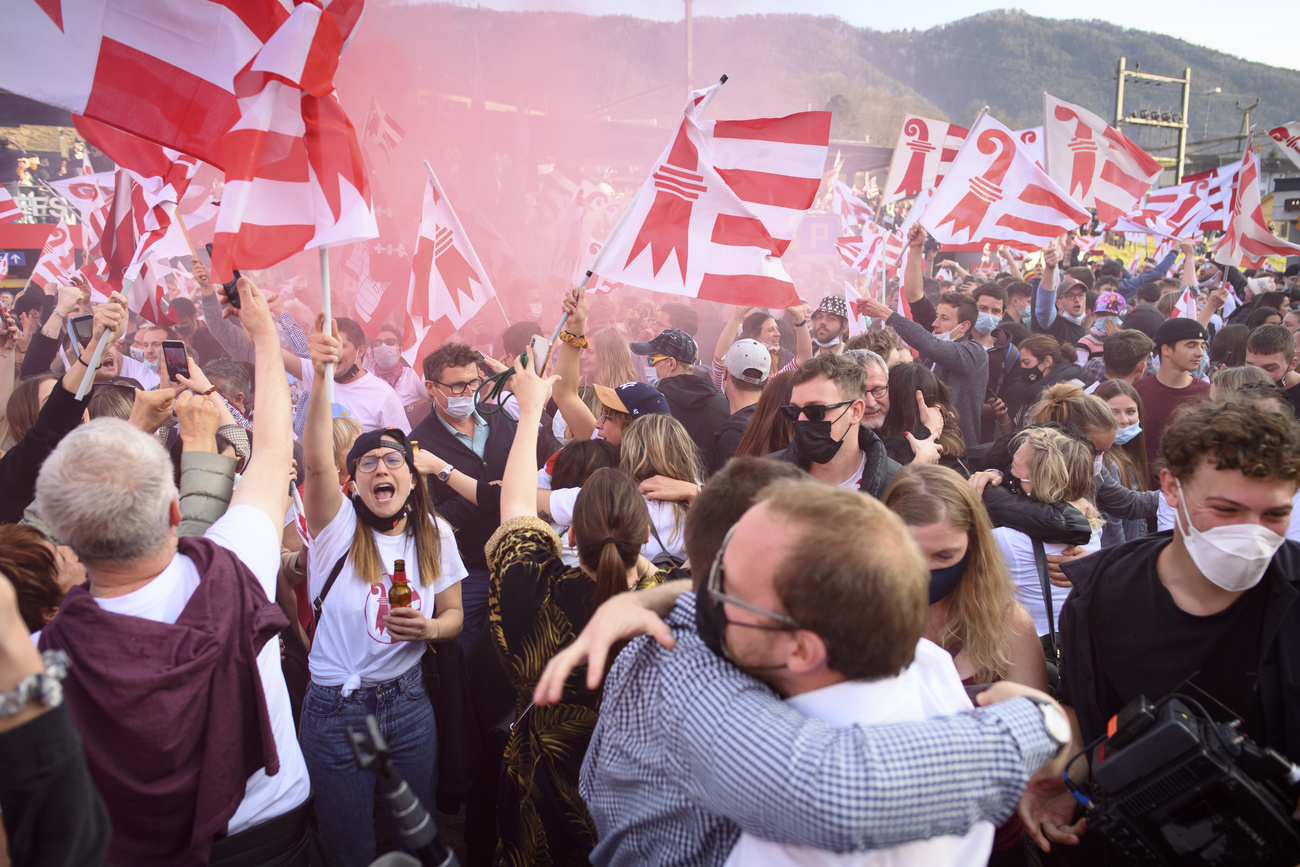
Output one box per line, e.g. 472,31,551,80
1072,694,1300,866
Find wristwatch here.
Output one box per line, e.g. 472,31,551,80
1026,695,1071,757
437,464,455,483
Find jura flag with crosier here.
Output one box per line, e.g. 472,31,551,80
883,115,968,204
832,180,873,234
403,168,497,365
1172,287,1198,320
1015,127,1045,168
1043,94,1163,226
0,187,20,225
1269,123,1300,172
921,111,1090,252
591,83,830,309
31,221,79,288
1213,131,1300,268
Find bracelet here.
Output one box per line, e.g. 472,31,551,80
433,619,441,642
49,309,67,321
558,330,589,350
78,351,99,369
0,651,69,719
792,319,808,327
200,386,219,396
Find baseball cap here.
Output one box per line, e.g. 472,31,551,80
724,338,771,385
813,294,848,320
629,328,698,364
1094,291,1125,316
593,382,671,419
346,428,414,477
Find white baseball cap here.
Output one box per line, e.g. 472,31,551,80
725,339,772,385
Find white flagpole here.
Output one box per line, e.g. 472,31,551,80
75,280,126,399
319,247,334,405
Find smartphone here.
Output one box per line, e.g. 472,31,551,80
204,242,242,309
69,313,95,349
161,339,190,381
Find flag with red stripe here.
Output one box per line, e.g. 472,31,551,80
1172,287,1198,320
1044,94,1163,226
921,111,1089,252
1269,123,1300,172
832,180,872,234
211,0,376,284
883,115,968,204
1213,131,1300,268
592,84,829,309
403,168,498,365
0,187,20,225
30,221,79,288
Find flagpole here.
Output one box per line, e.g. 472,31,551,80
75,281,126,399
173,207,198,260
319,247,334,405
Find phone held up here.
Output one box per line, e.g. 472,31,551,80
69,313,95,350
161,340,191,381
204,242,242,309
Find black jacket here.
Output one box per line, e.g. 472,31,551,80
657,374,730,463
0,379,86,524
708,403,756,477
770,425,900,500
409,408,560,572
1059,534,1300,763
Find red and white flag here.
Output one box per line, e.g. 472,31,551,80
844,282,864,337
0,0,289,168
30,221,80,289
0,256,7,280
363,97,406,164
50,172,115,261
403,168,498,365
1172,286,1198,319
1015,126,1045,168
0,186,20,225
1043,94,1163,225
921,112,1089,252
1269,123,1300,172
591,84,830,309
863,175,880,200
832,180,873,234
1180,162,1243,233
883,115,968,204
1213,132,1300,268
73,116,200,212
211,0,376,283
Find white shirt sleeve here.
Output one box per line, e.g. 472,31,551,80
205,504,284,598
546,487,580,526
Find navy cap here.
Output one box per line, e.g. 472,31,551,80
346,428,414,478
630,328,699,364
595,382,671,418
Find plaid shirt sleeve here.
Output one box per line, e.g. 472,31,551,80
277,313,311,359
582,593,1055,866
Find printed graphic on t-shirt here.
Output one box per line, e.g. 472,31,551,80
364,575,422,644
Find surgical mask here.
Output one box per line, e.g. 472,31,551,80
529,303,544,317
129,346,145,363
373,345,400,368
444,394,476,418
1091,315,1118,336
1061,310,1087,326
1093,454,1104,475
1194,354,1210,381
792,411,852,465
974,312,999,335
351,492,412,532
813,335,841,348
1020,307,1032,325
644,364,660,387
145,356,160,372
928,553,968,604
935,325,962,343
1113,423,1141,445
1176,480,1284,592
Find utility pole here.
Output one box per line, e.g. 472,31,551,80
1203,87,1220,138
1236,98,1260,151
1114,58,1191,183
684,0,693,94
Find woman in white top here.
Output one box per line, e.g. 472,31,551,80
991,427,1103,638
298,318,466,867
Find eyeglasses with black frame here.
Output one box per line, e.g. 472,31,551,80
433,377,484,396
355,451,407,474
779,400,854,423
703,524,800,662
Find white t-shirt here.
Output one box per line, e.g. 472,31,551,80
120,354,161,391
723,639,994,867
298,362,412,434
838,453,867,490
547,486,686,562
993,525,1101,637
306,502,467,694
88,506,310,835
360,357,427,409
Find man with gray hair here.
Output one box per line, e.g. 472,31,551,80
35,279,319,866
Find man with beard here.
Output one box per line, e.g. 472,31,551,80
807,295,849,356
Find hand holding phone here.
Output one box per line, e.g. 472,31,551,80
69,314,95,350
162,340,191,381
204,243,241,309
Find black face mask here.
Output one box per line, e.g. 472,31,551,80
695,583,728,659
334,363,360,383
1022,366,1044,384
351,492,412,532
791,406,852,465
928,553,969,604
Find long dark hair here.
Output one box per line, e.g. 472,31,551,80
1208,323,1249,369
735,370,795,458
1093,379,1150,490
571,467,650,609
882,363,966,459
550,439,620,490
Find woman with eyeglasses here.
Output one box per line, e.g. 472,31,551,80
296,317,467,867
489,348,664,865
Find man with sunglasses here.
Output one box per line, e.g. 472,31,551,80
630,328,730,461
770,354,901,498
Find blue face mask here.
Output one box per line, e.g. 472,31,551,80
1020,307,1032,325
644,364,660,387
974,312,999,335
1113,423,1142,445
1061,310,1087,326
929,553,969,604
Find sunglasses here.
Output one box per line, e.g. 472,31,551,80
779,400,853,423
647,355,671,366
354,451,407,474
371,337,400,347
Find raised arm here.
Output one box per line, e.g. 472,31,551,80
193,259,254,363
903,225,926,305
790,302,813,365
226,277,292,528
1197,286,1227,330
999,245,1024,281
302,316,344,537
714,306,752,363
500,347,559,523
1179,241,1198,288
553,288,597,443
1034,244,1060,330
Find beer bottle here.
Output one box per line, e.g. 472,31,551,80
388,559,411,608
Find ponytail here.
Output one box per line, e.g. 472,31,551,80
572,468,651,609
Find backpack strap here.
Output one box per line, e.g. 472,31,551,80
309,553,348,639
646,520,672,560
1032,537,1057,658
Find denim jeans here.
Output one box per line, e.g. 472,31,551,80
298,663,435,867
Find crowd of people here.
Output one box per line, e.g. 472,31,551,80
1,217,1299,867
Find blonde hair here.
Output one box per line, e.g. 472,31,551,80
1027,383,1117,436
883,464,1016,683
1018,427,1096,507
588,326,639,388
619,413,703,540
331,417,363,476
1210,364,1273,396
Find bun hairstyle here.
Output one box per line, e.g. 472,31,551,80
571,468,651,609
1027,383,1117,436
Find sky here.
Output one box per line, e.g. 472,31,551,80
435,0,1300,71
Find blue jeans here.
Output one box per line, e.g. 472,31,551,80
455,568,490,652
298,663,435,867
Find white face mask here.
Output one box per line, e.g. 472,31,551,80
644,364,659,387
1175,480,1284,592
1093,455,1104,475
373,345,400,368
444,395,476,418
